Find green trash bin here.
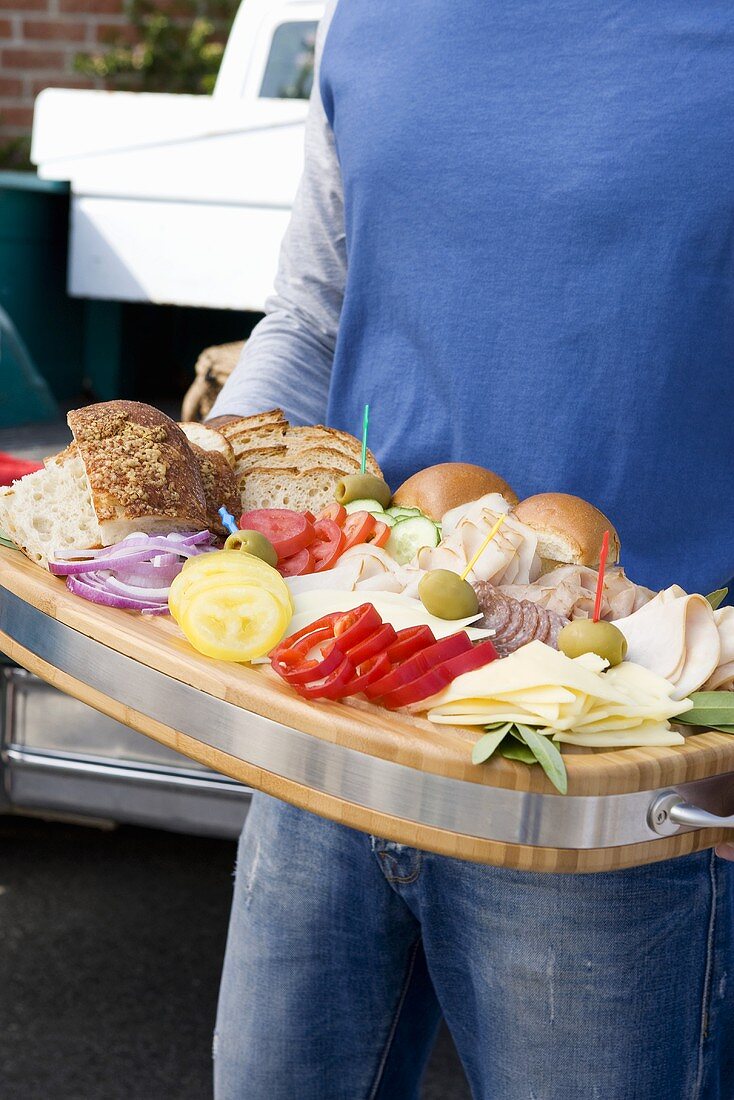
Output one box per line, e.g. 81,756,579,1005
0,171,86,427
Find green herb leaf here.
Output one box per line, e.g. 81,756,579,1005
706,588,728,610
675,692,734,729
472,725,511,765
515,724,568,795
500,740,537,764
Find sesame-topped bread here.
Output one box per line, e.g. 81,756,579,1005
188,443,239,538
67,401,207,543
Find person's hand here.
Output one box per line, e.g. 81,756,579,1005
716,843,734,861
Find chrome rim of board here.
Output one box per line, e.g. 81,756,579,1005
1,586,731,851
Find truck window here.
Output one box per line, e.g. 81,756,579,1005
259,21,317,100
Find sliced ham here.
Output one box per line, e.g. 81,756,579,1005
703,606,734,691
614,587,721,700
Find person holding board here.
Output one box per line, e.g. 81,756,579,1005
208,3,734,1097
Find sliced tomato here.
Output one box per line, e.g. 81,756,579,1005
367,520,391,549
277,546,314,577
364,632,472,700
240,508,315,560
386,625,435,664
316,502,347,526
341,511,376,551
312,519,346,572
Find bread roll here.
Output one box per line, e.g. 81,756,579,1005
513,492,620,569
68,401,207,543
392,463,519,521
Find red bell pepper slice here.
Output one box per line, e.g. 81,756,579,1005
386,625,435,664
332,603,382,651
364,632,472,700
340,623,397,666
380,639,498,710
294,654,355,699
337,652,392,698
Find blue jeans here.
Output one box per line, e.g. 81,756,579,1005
214,793,734,1100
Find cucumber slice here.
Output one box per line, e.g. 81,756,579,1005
372,512,397,527
386,516,440,565
386,506,422,519
344,498,385,515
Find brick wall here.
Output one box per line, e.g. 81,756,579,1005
0,0,127,143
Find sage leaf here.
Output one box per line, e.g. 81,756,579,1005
515,724,568,795
675,692,734,729
472,725,511,765
500,740,537,765
706,588,728,610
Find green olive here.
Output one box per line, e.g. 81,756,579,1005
223,530,278,568
557,619,628,667
335,472,392,508
418,569,479,620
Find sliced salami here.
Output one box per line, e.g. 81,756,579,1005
535,608,552,645
546,610,566,650
474,584,513,635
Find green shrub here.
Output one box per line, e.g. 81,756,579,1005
74,0,238,95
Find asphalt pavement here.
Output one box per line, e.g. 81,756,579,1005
0,815,470,1100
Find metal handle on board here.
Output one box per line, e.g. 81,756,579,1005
648,790,734,837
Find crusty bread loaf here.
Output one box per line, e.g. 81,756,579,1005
178,422,235,469
240,445,359,475
239,467,354,515
220,411,288,454
68,401,207,544
221,408,285,433
0,448,102,567
285,426,381,477
188,443,239,537
221,411,384,517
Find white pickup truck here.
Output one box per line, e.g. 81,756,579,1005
32,0,324,311
1,1,327,840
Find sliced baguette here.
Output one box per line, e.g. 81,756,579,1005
237,445,357,475
220,412,288,452
239,466,348,515
0,448,102,567
178,422,235,470
286,426,381,477
220,408,285,435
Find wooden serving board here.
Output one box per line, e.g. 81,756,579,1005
1,544,732,872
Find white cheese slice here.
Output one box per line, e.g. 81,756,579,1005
288,590,491,642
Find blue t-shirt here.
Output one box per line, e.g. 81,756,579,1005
320,0,734,594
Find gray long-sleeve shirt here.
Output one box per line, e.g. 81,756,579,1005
208,2,341,425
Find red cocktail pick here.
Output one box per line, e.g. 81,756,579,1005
592,530,610,623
